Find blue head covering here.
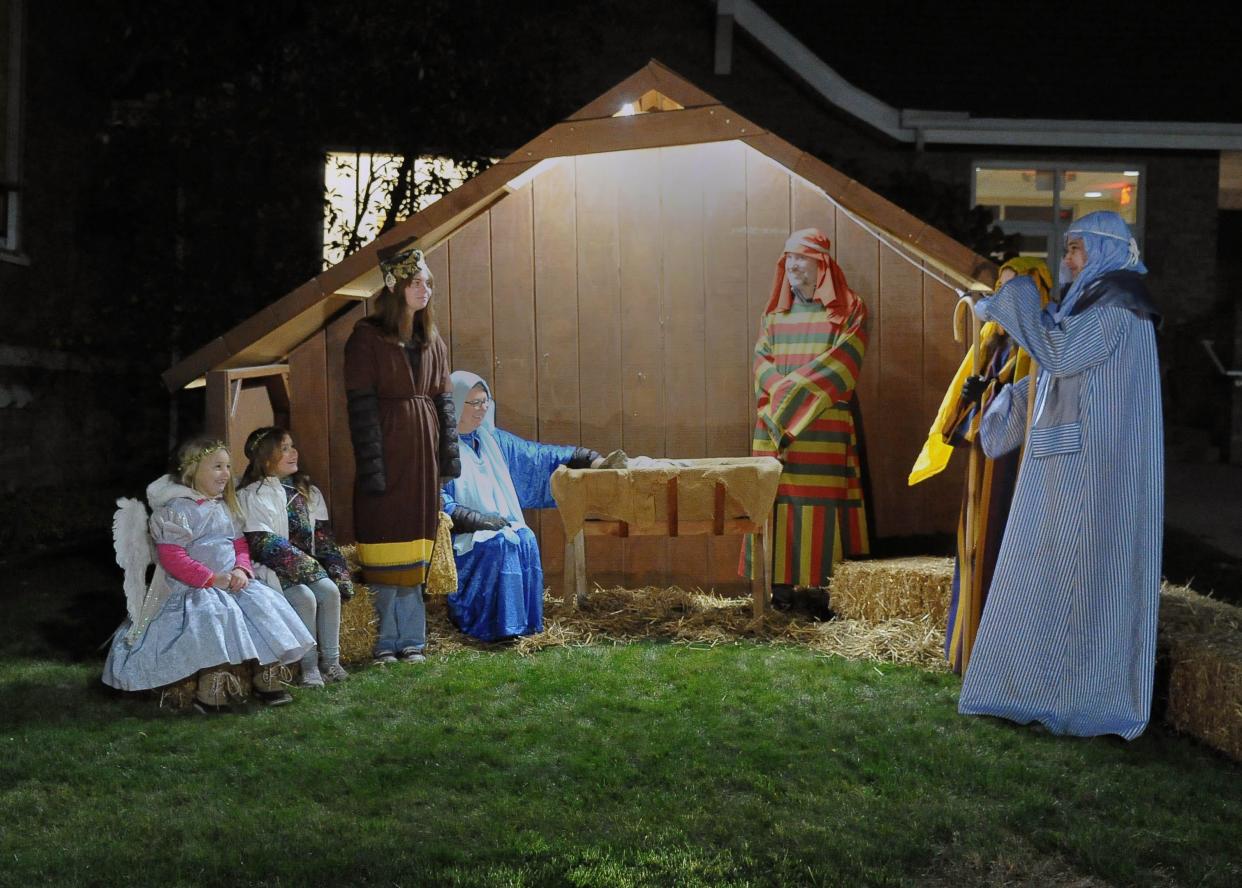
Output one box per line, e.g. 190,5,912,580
448,370,524,556
1056,211,1147,321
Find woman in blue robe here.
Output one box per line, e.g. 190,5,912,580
442,371,603,641
958,211,1162,739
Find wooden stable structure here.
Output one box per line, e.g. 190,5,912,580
164,61,996,594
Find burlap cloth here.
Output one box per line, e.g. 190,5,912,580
549,457,783,537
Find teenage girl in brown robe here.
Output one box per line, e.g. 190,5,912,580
344,246,460,663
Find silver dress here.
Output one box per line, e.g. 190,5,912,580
102,487,315,692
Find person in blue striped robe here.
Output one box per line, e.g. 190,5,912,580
958,211,1162,740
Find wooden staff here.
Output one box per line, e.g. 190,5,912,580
953,293,983,669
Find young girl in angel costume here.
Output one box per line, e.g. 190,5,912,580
237,426,352,687
102,437,314,710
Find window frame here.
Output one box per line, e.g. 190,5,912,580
971,159,1147,272
1,0,27,262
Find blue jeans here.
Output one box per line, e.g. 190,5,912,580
371,583,426,655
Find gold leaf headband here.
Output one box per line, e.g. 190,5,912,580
246,428,275,458
179,441,227,474
378,246,429,291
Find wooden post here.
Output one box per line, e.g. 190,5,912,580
204,369,234,454
564,530,587,609
755,517,773,619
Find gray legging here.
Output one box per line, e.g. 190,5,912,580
282,576,342,663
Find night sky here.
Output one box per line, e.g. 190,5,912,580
757,0,1242,123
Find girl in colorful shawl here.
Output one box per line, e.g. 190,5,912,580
238,426,353,687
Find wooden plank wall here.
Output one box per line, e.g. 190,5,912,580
309,143,966,591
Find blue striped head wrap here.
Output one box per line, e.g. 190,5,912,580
1056,211,1147,320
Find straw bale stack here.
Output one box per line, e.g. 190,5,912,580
829,557,955,627
1158,583,1242,760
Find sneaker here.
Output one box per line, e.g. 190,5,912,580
254,688,294,706
299,669,325,689
399,647,426,663
321,662,350,683
373,651,398,665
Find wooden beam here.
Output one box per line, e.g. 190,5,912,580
567,67,662,121
647,60,723,109
163,337,231,392
505,107,765,165
220,364,289,382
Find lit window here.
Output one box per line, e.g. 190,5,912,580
972,162,1143,267
322,152,491,268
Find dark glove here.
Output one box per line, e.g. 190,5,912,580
960,375,988,406
566,447,602,469
433,392,461,480
450,506,509,533
346,387,386,494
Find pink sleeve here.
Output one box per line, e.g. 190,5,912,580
156,544,217,588
232,538,254,576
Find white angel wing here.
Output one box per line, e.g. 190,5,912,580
113,497,154,626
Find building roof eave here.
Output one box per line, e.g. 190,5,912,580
728,0,1242,151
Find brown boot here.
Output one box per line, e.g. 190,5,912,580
194,669,243,712
252,662,294,706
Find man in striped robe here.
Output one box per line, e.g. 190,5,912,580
958,211,1162,739
740,228,870,613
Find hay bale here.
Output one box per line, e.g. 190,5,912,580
1159,583,1242,760
337,544,379,664
829,557,955,626
339,585,378,665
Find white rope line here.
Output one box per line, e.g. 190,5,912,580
813,185,976,298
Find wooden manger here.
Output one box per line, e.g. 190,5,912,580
550,457,783,616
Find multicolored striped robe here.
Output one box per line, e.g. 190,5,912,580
740,297,870,585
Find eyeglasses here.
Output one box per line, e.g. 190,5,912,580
464,398,491,409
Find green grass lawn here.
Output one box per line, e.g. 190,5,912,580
2,642,1240,888
2,545,1240,887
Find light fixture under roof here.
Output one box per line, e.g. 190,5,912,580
1084,191,1103,198
617,102,636,117
1123,170,1140,177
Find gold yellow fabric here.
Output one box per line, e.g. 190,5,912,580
907,258,1053,486
425,510,459,596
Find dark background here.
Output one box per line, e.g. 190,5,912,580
2,0,1240,565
